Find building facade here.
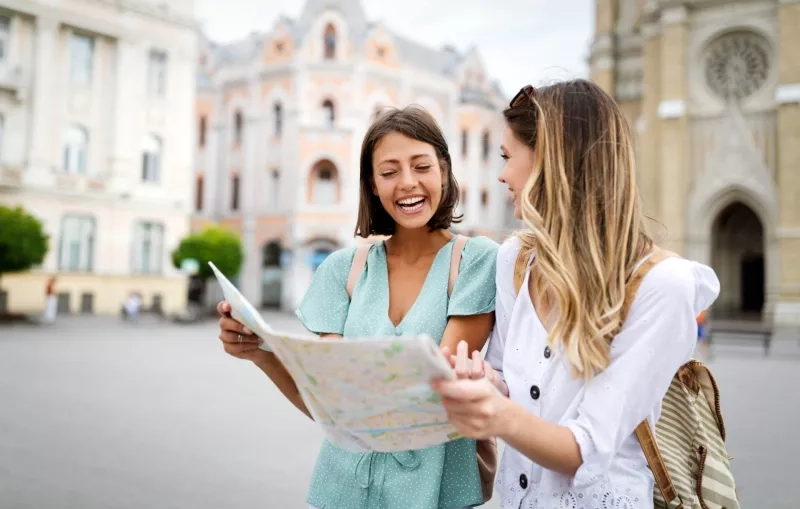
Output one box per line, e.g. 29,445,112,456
194,0,514,311
589,0,800,325
0,0,198,315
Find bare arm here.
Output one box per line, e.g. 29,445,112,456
217,298,343,422
253,354,313,420
440,312,495,356
496,398,583,476
252,333,342,421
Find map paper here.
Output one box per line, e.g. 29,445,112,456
209,261,462,452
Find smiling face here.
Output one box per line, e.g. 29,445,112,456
499,126,537,219
371,131,444,232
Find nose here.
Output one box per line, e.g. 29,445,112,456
399,167,416,189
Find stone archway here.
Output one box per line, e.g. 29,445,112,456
261,240,282,308
711,202,765,318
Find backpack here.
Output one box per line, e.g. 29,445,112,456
513,245,739,509
346,235,498,503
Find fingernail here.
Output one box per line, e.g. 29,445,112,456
258,338,264,345
243,327,253,335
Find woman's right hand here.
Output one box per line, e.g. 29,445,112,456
441,341,509,397
216,301,272,365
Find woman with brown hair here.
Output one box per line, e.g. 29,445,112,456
216,106,498,509
433,80,721,508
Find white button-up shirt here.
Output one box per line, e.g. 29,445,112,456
486,237,720,509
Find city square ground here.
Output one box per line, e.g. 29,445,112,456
1,312,798,509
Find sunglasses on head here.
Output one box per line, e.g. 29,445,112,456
510,85,535,108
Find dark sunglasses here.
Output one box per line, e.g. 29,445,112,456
510,85,535,108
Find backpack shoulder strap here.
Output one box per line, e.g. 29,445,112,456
346,244,372,299
623,246,683,508
513,247,529,296
448,235,469,298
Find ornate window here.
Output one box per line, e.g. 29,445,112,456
63,125,89,174
704,31,771,101
309,160,339,205
273,102,282,136
322,99,335,128
234,110,243,143
141,134,162,183
324,24,336,60
58,215,95,271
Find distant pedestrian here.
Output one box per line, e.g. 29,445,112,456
696,308,709,359
121,292,142,320
43,276,57,324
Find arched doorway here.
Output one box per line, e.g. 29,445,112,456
711,201,764,318
261,240,282,308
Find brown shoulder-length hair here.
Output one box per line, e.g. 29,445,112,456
355,106,461,237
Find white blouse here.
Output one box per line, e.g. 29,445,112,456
485,237,721,509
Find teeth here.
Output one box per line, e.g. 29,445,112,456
398,197,424,205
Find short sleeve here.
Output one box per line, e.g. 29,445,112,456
485,236,522,379
295,247,355,335
564,258,721,486
447,236,499,317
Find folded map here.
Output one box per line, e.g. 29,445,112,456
209,261,462,453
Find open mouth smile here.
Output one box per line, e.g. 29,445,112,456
396,196,427,215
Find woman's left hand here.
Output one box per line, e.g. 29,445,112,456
433,340,509,440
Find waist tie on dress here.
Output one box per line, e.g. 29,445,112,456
354,451,421,489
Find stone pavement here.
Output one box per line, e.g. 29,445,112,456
0,312,797,509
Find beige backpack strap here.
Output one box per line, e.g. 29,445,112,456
513,247,529,295
448,235,469,297
346,244,372,299
623,246,683,508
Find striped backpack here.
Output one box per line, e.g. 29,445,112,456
514,246,740,509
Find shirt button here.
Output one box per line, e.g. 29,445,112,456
519,473,528,489
544,346,551,359
529,385,540,400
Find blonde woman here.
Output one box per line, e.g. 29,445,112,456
432,80,721,508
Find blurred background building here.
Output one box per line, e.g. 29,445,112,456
192,0,511,311
0,0,198,315
590,0,800,325
3,0,797,324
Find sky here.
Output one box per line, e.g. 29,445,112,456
193,0,595,98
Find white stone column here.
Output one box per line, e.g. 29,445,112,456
108,38,140,192
281,104,303,312
238,106,262,305
202,122,220,218
26,16,59,175
210,91,229,220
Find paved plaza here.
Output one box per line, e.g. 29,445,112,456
0,312,798,509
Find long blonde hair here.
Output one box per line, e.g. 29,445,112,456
506,79,653,379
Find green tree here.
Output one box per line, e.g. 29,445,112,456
171,226,244,280
0,205,49,280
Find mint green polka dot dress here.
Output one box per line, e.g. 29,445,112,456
295,235,499,509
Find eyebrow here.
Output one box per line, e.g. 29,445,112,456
377,154,432,165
